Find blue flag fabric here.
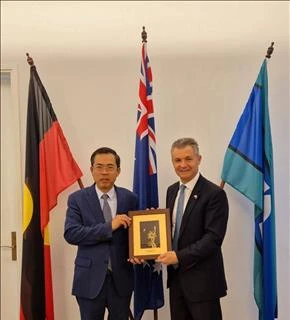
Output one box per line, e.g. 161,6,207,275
133,42,164,320
221,60,278,320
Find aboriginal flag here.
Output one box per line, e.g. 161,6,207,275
20,65,82,320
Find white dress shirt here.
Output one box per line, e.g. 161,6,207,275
172,172,200,236
95,185,117,218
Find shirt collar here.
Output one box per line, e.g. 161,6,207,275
95,184,115,200
180,171,200,191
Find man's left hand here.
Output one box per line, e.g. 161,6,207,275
155,251,178,265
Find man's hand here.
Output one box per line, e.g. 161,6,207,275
112,214,131,231
155,251,179,265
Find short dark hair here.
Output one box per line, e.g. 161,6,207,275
90,147,121,168
171,137,200,154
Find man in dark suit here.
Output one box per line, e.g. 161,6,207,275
156,138,228,320
64,147,138,320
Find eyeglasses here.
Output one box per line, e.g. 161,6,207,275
93,164,117,172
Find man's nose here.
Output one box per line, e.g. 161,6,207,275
100,169,109,173
179,160,187,167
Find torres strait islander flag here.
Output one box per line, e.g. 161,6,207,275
20,65,82,320
221,60,278,320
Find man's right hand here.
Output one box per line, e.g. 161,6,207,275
111,214,131,231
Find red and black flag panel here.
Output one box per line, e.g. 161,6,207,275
20,65,83,320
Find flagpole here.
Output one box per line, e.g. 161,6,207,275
220,41,278,319
142,26,152,320
220,41,274,190
141,26,159,320
22,52,83,320
26,53,85,192
132,26,161,320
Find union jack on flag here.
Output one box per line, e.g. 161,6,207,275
133,42,164,320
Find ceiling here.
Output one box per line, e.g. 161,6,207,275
1,1,289,60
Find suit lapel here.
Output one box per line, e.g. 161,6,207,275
86,184,104,222
115,186,124,214
168,183,179,213
86,185,124,220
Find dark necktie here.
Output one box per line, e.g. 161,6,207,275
172,184,186,251
101,194,112,271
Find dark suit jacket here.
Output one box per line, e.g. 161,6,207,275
64,184,138,299
167,175,228,302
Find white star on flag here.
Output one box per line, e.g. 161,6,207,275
142,261,150,268
153,262,162,275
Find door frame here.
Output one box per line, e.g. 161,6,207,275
1,64,23,319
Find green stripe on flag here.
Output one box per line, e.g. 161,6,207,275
221,148,263,209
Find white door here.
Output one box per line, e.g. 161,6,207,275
1,67,22,319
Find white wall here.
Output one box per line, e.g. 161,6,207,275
1,1,289,319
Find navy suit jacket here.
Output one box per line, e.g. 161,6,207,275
167,175,229,302
64,184,138,299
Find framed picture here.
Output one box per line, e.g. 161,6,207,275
128,209,172,260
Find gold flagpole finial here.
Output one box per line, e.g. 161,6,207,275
265,42,274,59
26,53,35,66
141,26,147,43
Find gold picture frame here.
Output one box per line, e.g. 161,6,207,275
128,209,172,260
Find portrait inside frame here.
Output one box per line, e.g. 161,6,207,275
128,209,172,260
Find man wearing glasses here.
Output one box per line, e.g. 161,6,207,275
64,147,138,320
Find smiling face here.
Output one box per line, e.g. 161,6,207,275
90,153,120,193
171,145,201,183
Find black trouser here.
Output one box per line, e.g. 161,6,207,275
169,273,222,320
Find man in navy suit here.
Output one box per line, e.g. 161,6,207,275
64,147,138,320
156,138,228,320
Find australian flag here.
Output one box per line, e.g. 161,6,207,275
133,42,164,319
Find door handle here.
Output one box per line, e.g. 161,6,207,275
0,231,17,261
